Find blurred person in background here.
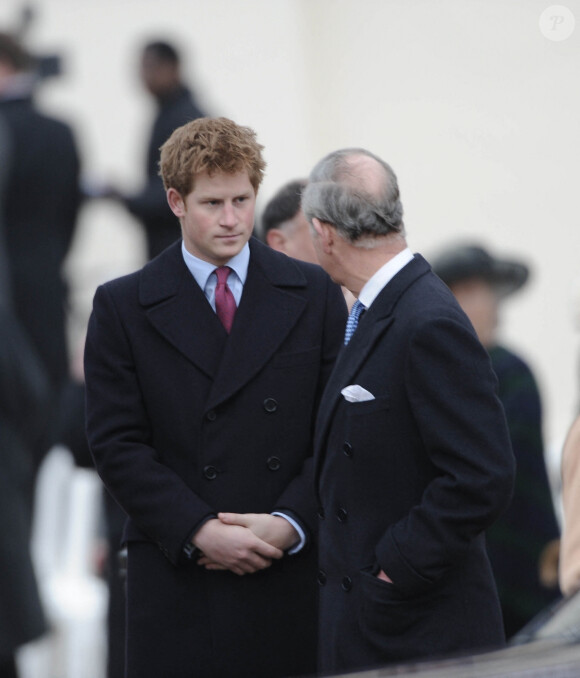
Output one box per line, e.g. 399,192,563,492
0,31,81,429
261,179,318,264
0,113,11,306
262,178,356,309
0,107,50,678
0,308,51,678
559,414,580,597
54,339,127,678
105,40,206,259
432,243,561,638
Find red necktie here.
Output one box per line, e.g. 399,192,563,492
214,266,236,333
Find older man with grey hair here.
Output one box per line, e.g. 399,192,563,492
303,147,515,675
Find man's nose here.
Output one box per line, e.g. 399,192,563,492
220,202,237,227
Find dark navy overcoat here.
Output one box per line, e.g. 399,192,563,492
314,255,516,675
85,238,347,678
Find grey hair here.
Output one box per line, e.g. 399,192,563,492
301,148,405,245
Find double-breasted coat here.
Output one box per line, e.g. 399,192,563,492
84,238,347,678
314,255,516,675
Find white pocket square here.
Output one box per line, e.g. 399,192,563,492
341,385,375,403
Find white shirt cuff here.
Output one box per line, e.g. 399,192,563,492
271,512,306,554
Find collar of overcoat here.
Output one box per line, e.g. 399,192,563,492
313,254,431,466
139,237,309,412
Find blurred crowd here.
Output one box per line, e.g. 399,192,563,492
1,19,580,678
0,27,208,678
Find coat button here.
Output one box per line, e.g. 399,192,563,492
263,397,278,413
336,508,348,523
206,410,217,422
317,569,327,586
342,442,353,457
342,576,353,592
203,465,218,480
318,507,325,519
267,456,281,471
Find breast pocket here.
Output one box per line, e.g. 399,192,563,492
344,395,390,416
343,395,391,460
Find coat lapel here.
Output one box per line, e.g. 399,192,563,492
139,242,226,380
205,239,309,411
314,255,432,469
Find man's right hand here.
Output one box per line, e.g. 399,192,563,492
193,519,284,576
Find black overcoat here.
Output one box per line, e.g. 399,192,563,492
84,238,347,678
0,309,50,658
314,255,516,675
0,95,81,389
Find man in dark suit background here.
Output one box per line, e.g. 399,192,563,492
84,117,347,678
0,31,81,399
107,40,206,260
302,148,516,674
0,306,50,678
0,96,49,678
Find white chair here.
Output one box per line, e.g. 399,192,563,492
18,445,109,678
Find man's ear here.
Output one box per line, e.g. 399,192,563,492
312,218,334,253
167,188,185,218
265,228,287,254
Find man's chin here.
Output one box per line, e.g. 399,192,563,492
212,238,248,263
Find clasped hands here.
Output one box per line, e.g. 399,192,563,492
193,512,299,576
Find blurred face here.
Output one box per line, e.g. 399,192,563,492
140,52,178,97
168,171,256,266
284,211,318,264
268,210,318,265
449,278,499,348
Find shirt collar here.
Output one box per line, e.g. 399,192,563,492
358,247,414,310
181,240,250,290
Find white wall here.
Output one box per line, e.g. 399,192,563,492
1,0,579,449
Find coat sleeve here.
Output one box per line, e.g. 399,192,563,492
375,316,516,593
84,284,216,565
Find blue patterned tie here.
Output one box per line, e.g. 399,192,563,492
344,299,366,345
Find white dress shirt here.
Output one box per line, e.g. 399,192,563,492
182,240,249,308
358,247,414,310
